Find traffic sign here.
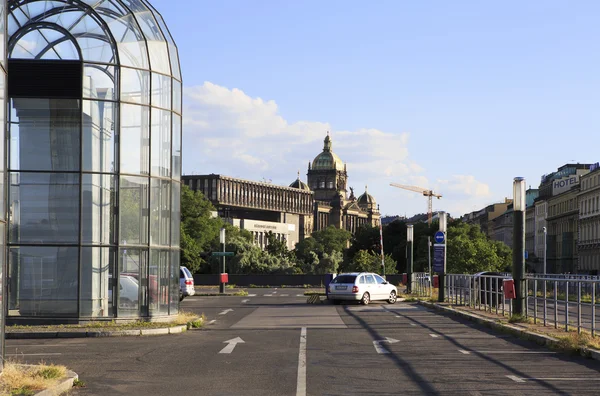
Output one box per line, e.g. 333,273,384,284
434,231,445,244
212,252,235,257
433,244,445,272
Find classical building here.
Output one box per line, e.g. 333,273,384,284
6,0,182,322
461,199,512,238
183,134,380,249
307,133,380,232
182,174,314,250
578,163,600,274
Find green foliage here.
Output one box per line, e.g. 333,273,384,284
446,221,512,274
346,250,398,275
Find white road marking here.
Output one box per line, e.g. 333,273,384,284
241,299,249,303
429,334,439,338
458,350,471,354
218,309,234,315
296,327,307,396
6,344,86,347
264,294,273,297
507,375,600,382
248,294,257,297
296,294,304,297
6,353,62,356
410,323,417,326
372,338,400,354
219,337,245,354
209,320,216,325
280,294,289,297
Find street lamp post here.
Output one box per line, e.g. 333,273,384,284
543,225,547,325
512,177,526,315
219,227,226,294
438,211,447,302
543,226,547,275
407,225,414,293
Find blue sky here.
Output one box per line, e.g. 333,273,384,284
153,0,600,218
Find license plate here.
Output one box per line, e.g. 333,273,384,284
335,285,347,290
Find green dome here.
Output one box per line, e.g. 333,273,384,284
312,134,345,171
290,173,311,191
357,186,376,209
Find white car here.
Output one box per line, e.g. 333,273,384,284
327,272,397,305
180,266,195,301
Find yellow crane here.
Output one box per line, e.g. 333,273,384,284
390,183,442,225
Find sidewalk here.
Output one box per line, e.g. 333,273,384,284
419,300,600,362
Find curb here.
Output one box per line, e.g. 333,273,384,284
6,325,187,339
35,369,78,396
418,301,600,362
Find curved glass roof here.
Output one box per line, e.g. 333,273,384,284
8,0,181,79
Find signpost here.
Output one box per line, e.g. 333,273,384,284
433,244,445,273
434,231,445,244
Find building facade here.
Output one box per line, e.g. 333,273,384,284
462,199,512,238
6,0,182,322
307,134,380,232
184,134,380,249
578,164,600,274
182,174,314,249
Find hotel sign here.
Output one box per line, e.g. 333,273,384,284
552,175,579,196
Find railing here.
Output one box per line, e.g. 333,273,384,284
411,272,433,297
446,274,512,317
445,273,600,335
527,275,600,335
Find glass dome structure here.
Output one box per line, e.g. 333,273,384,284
6,0,182,321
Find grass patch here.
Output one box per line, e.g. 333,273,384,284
73,378,86,388
508,314,533,324
233,290,248,296
172,311,200,326
0,362,67,395
226,284,237,289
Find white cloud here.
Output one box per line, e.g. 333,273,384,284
182,82,420,185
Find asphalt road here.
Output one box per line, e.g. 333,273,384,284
7,288,600,395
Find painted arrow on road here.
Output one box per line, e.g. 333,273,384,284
372,338,400,354
219,337,245,354
219,309,234,315
241,299,249,303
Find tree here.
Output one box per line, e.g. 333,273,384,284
347,250,398,275
446,221,512,274
294,226,351,274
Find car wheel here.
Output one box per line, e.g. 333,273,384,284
361,292,370,305
388,291,397,304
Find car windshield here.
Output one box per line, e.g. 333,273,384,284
332,275,357,284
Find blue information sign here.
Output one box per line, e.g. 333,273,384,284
433,244,445,272
434,231,445,244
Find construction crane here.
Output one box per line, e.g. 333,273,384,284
390,183,442,225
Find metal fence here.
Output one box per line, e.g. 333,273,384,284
411,272,433,297
445,273,600,335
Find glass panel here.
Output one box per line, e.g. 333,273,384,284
0,77,4,221
82,174,116,245
9,172,80,244
8,246,78,317
151,108,171,177
80,247,115,317
83,64,116,101
0,2,6,68
151,73,171,110
119,247,146,317
121,67,150,105
10,99,81,172
172,79,181,114
172,114,181,181
10,28,80,60
150,178,170,246
102,7,149,69
120,103,149,175
171,182,180,247
150,249,169,315
148,8,181,80
170,249,179,314
83,100,116,173
119,175,149,246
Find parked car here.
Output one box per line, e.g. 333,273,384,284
180,266,195,301
117,275,139,309
327,272,397,305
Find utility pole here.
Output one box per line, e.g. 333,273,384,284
406,225,414,293
219,227,226,294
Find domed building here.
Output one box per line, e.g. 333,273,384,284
290,133,380,234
